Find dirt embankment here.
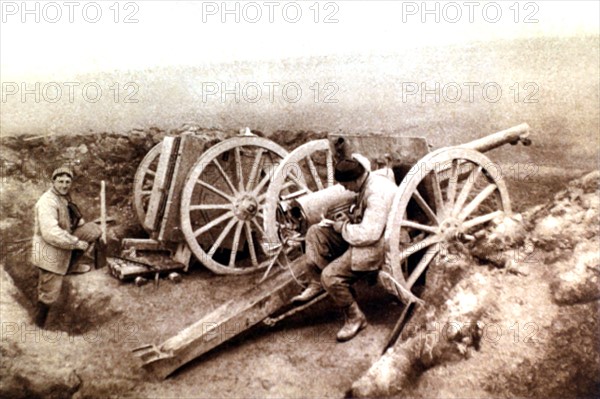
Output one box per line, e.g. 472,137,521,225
352,171,600,398
1,128,598,398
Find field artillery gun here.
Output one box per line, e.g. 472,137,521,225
133,123,531,378
109,130,289,281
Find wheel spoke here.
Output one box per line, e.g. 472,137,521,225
244,221,258,267
385,148,513,298
228,221,245,268
287,172,309,192
234,147,245,192
458,184,498,221
133,142,162,232
280,188,309,201
446,160,459,209
306,156,324,191
456,161,476,181
246,148,264,191
463,210,503,229
208,218,237,257
212,159,238,195
412,191,440,225
197,180,235,202
326,150,334,187
262,153,280,181
275,249,289,269
406,244,440,289
179,137,289,274
452,165,482,217
399,234,442,262
437,159,471,178
252,171,272,195
193,211,234,237
256,194,268,207
400,220,438,234
278,181,297,195
430,169,445,218
189,204,233,211
251,217,266,237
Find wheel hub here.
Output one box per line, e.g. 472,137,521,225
234,193,259,220
438,218,463,241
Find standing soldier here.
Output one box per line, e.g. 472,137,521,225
32,165,102,328
292,142,398,342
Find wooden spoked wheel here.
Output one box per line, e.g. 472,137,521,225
384,147,512,298
180,137,288,274
263,139,335,258
133,142,162,232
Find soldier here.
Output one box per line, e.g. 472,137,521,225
292,149,397,342
32,165,102,328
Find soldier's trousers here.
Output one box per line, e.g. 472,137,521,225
37,222,101,305
304,225,374,308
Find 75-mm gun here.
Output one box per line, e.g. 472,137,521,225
133,123,531,379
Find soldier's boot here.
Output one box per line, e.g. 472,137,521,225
336,302,367,342
291,281,323,303
34,302,50,328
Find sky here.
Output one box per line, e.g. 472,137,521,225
1,1,598,80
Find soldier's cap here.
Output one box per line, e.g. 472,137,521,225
51,165,74,180
334,158,366,182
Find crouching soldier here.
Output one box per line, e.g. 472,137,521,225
32,165,102,328
292,150,397,342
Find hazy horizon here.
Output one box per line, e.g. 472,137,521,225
2,1,598,80
1,2,598,171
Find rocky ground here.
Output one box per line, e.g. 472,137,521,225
0,127,598,398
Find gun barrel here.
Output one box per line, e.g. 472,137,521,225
458,123,530,153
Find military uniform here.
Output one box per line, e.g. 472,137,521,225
33,188,101,305
304,171,397,307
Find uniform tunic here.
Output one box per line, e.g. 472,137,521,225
32,188,100,304
32,188,81,275
304,171,397,306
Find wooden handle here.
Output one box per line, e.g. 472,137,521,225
101,181,107,243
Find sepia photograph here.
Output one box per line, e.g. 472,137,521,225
1,1,599,398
